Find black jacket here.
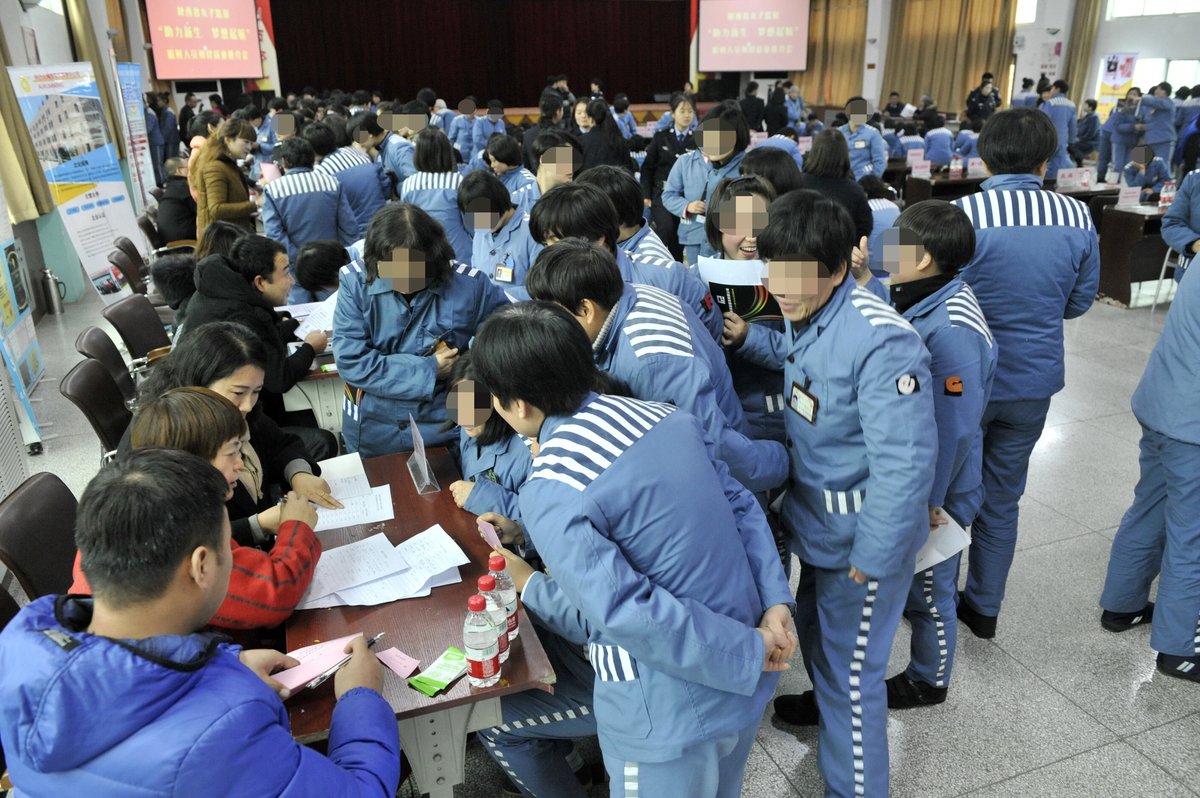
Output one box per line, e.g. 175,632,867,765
639,127,696,199
156,176,197,243
796,173,874,241
185,255,315,411
740,96,766,132
579,128,636,175
765,103,790,136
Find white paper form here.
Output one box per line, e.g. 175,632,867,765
913,510,972,574
316,452,372,500
297,532,410,609
313,485,394,532
332,565,463,607
294,290,339,339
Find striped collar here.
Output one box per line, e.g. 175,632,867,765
980,173,1043,192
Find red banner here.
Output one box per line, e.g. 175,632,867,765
146,0,262,80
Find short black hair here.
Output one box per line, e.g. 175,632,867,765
739,147,802,197
746,81,759,96
538,92,562,125
416,87,437,108
858,174,895,200
445,351,514,447
575,165,644,228
803,129,852,179
486,98,504,114
531,129,583,167
757,190,853,278
294,240,350,292
525,238,625,314
413,127,457,173
137,321,269,406
1085,99,1097,111
472,301,596,417
299,122,336,157
456,169,513,214
1052,79,1070,94
528,183,620,251
705,175,777,251
363,203,455,287
485,134,523,167
273,136,315,169
889,91,900,98
76,448,229,607
977,108,1058,175
228,235,286,284
896,200,976,276
699,100,751,159
401,99,430,118
613,93,630,114
268,97,288,113
347,111,385,141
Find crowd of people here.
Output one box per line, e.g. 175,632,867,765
2,68,1199,798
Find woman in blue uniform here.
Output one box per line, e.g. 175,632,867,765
399,128,474,263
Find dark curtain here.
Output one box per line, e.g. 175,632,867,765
271,0,690,106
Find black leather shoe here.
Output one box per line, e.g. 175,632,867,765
1157,653,1200,683
774,690,820,726
1101,603,1154,632
957,593,997,639
886,673,948,709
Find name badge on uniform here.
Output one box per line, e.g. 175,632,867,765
693,213,707,225
854,140,867,149
494,264,514,283
789,381,818,424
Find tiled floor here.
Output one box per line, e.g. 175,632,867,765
19,281,1199,797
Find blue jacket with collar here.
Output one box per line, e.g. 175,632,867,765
786,95,805,126
1124,156,1173,194
257,119,276,162
1109,105,1141,147
738,278,936,577
1131,253,1200,444
431,108,456,134
262,167,358,304
952,173,1099,401
449,114,474,155
333,259,510,456
884,130,903,159
472,116,507,157
898,134,925,155
955,130,979,158
614,247,722,340
755,135,804,170
498,166,540,217
619,221,674,262
1076,112,1100,151
0,596,400,798
518,393,792,762
459,426,532,520
399,171,474,263
837,123,888,178
1162,169,1200,270
924,128,955,165
895,278,997,523
661,149,747,247
613,110,637,139
377,132,416,188
316,146,390,238
1139,94,1178,146
1040,96,1077,174
471,211,543,301
594,283,788,492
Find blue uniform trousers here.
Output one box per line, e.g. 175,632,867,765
601,723,758,798
1148,141,1176,164
964,397,1052,616
902,485,983,688
1095,129,1113,180
797,562,910,798
1101,425,1200,658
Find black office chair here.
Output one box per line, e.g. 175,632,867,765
59,358,133,461
101,294,171,361
0,473,78,600
75,326,136,404
137,211,164,249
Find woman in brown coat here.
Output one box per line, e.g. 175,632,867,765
195,118,258,239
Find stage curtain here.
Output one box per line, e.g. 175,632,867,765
881,0,1017,117
1064,0,1101,107
270,0,690,107
0,32,54,221
790,0,868,108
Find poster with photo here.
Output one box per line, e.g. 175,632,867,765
0,168,45,447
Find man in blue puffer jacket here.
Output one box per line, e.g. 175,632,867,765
0,450,401,798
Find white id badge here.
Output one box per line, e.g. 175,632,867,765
495,265,514,283
854,140,867,149
789,381,818,424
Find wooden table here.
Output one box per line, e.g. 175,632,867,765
287,448,556,797
283,353,344,434
1098,205,1170,307
904,173,988,204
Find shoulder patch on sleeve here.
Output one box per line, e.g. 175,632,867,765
453,261,484,279
623,285,695,358
945,284,994,347
850,287,918,334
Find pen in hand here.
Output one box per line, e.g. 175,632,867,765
306,633,385,690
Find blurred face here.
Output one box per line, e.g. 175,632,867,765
788,87,800,101
717,192,769,260
845,98,871,128
226,136,253,159
458,99,477,116
378,246,430,294
254,252,294,306
1126,88,1142,101
208,365,266,416
881,227,930,285
981,83,994,96
764,255,846,323
209,437,244,500
1130,145,1152,168
488,153,513,176
673,103,694,131
186,95,198,108
575,102,592,130
447,379,494,437
1153,86,1168,98
539,145,579,188
699,119,736,161
274,114,296,139
465,198,502,233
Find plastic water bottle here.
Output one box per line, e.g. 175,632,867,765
464,595,501,687
489,554,520,641
477,575,510,663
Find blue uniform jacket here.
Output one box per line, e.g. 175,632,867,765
755,135,804,170
786,96,805,126
884,131,903,159
898,134,925,156
1124,156,1172,194
619,222,674,262
471,211,543,301
955,130,979,158
377,132,416,188
661,149,747,246
257,119,276,163
837,124,888,178
333,259,510,456
498,166,540,217
1110,106,1141,147
738,278,936,576
449,114,475,156
160,107,180,158
1012,91,1039,108
1162,169,1200,271
924,128,955,166
0,596,400,797
459,426,531,520
472,117,507,157
399,171,474,263
1076,112,1100,151
1040,96,1077,175
145,104,162,147
595,283,788,492
518,393,792,761
316,147,390,238
613,110,637,139
953,174,1099,401
262,167,358,303
1177,97,1200,134
867,198,902,277
615,248,722,340
898,279,997,524
1132,256,1200,444
1139,95,1178,146
432,108,456,133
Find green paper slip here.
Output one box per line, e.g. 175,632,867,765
408,646,469,696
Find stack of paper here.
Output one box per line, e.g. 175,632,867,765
317,452,373,500
297,525,470,609
295,291,339,340
313,485,395,532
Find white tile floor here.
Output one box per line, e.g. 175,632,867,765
18,281,1199,797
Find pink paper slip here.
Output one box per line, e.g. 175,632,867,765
274,632,361,693
478,520,502,550
376,647,420,678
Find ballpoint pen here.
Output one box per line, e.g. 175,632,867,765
305,633,386,690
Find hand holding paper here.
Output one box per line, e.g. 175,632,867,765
478,519,503,550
